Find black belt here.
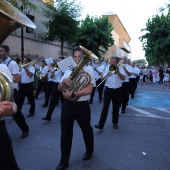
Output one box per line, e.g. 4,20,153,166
65,100,88,104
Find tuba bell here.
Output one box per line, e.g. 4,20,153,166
0,0,36,101
62,45,98,101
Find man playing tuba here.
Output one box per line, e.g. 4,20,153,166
56,47,95,170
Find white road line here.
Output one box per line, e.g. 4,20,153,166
128,106,162,118
125,114,170,120
155,108,170,114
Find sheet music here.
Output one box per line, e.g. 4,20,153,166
45,58,54,65
57,56,77,72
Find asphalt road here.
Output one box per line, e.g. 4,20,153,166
6,82,170,170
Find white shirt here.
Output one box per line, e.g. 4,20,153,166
86,65,96,87
104,67,126,89
20,65,35,83
3,57,20,89
94,65,104,80
47,69,57,82
123,64,133,83
50,69,63,83
130,66,139,78
60,66,95,101
39,65,48,74
0,64,13,120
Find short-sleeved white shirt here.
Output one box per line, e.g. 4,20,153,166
95,65,104,80
50,69,63,83
104,67,126,89
20,65,35,83
3,57,20,89
0,64,13,120
39,65,48,74
60,66,95,101
130,66,139,78
123,64,133,83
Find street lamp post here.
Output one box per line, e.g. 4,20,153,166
21,5,24,62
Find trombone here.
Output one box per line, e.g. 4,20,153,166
19,59,37,71
97,59,124,88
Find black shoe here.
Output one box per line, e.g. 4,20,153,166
83,153,93,161
99,100,102,103
56,164,68,170
113,124,118,129
41,104,47,108
121,110,125,114
42,117,51,121
94,125,103,130
27,114,34,117
34,96,38,99
21,132,28,139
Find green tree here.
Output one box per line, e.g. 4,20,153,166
134,59,147,67
7,0,38,11
76,15,114,59
39,0,82,56
139,10,170,65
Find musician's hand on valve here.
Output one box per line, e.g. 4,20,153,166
62,76,72,85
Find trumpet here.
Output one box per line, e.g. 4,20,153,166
19,59,37,71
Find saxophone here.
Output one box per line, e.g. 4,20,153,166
0,0,36,101
62,46,98,101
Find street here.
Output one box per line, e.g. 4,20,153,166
6,83,170,170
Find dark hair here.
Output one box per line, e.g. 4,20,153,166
41,60,46,65
16,58,20,62
73,47,82,56
26,57,31,62
0,44,10,53
58,56,65,60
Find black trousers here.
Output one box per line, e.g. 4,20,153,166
18,82,35,115
90,78,104,102
60,100,94,165
129,78,137,98
45,83,64,120
13,89,29,133
43,81,55,106
98,87,121,127
34,80,47,98
0,120,20,170
121,82,130,111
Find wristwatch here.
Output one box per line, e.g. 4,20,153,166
71,91,76,98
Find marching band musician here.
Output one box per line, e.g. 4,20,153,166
89,60,105,104
94,56,125,130
0,63,20,170
42,57,64,121
18,57,36,117
41,60,58,108
0,45,29,138
120,56,132,114
34,60,48,99
129,62,139,99
56,47,95,170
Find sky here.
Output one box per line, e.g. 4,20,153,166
79,0,169,61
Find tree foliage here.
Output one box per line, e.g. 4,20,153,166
76,15,114,59
139,6,170,66
134,59,147,67
6,0,38,11
39,0,82,56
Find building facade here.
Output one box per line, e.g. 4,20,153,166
102,12,131,59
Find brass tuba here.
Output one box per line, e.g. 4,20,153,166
62,45,98,101
0,0,36,101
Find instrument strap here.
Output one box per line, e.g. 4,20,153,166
7,59,12,67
